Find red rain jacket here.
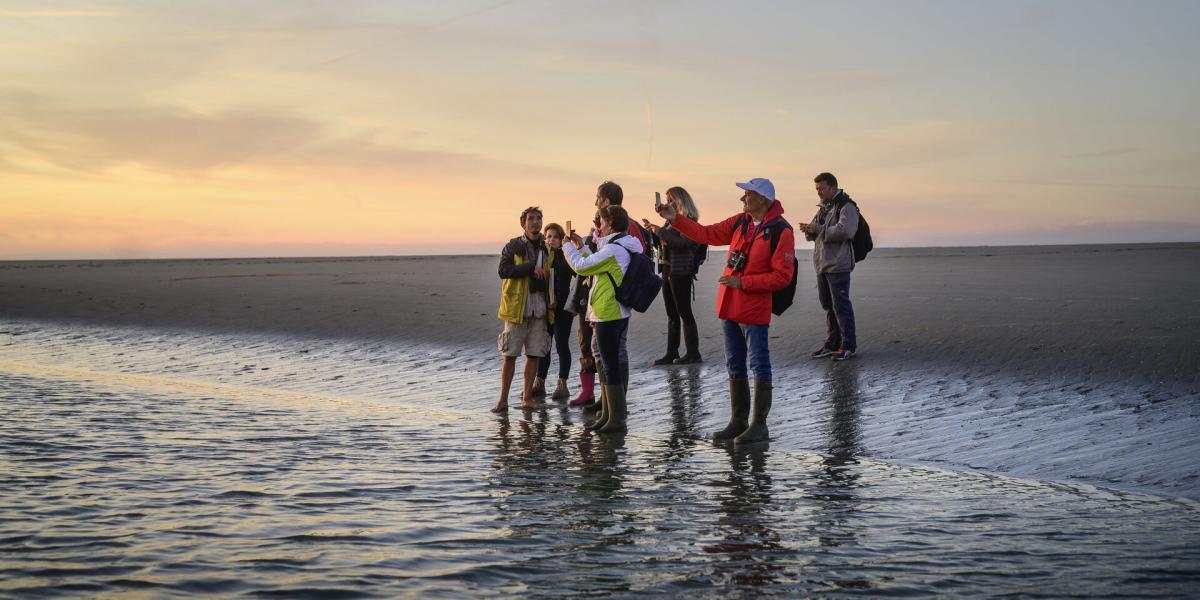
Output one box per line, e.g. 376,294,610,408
671,200,796,326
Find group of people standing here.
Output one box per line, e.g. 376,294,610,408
491,173,861,446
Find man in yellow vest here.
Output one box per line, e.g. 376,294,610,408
491,206,556,412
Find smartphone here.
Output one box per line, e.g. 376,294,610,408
654,192,662,209
565,220,573,235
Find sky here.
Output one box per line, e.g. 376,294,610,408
2,0,1199,259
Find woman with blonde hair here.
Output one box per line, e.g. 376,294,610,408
642,186,706,365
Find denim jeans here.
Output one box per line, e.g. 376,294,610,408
537,308,574,380
592,318,629,387
722,319,771,382
817,272,856,352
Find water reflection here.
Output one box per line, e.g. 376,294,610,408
825,363,862,464
665,365,703,453
576,432,628,505
810,363,865,556
704,444,786,587
488,412,573,515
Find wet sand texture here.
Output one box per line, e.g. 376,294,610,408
2,361,1197,597
2,243,1198,389
2,243,1199,498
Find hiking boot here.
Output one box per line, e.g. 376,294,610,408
810,346,837,359
597,384,627,434
734,381,772,445
530,377,546,396
831,349,856,362
673,353,702,365
569,372,595,407
551,378,569,400
712,379,751,442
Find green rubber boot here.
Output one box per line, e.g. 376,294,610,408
598,384,627,434
712,379,751,442
734,381,772,445
585,370,610,430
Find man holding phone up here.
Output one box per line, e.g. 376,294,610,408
655,178,795,445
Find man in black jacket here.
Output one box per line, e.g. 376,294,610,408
491,207,553,412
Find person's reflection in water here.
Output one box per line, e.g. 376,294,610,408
703,444,785,587
664,365,704,458
575,432,629,507
824,363,862,466
572,432,634,595
806,362,870,590
488,410,569,517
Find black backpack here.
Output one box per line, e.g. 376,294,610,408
835,198,873,262
604,234,663,313
735,215,798,316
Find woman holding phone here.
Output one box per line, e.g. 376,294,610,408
563,205,643,433
643,187,705,365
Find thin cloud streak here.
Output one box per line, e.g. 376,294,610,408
0,10,124,18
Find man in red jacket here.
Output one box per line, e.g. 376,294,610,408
655,178,796,445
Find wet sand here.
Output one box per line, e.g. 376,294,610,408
2,243,1197,386
2,243,1198,500
3,355,1197,597
3,244,1200,596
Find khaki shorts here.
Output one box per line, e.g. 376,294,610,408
498,317,550,358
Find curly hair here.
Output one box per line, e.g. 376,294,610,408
519,206,542,225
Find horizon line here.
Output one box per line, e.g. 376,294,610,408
3,240,1198,263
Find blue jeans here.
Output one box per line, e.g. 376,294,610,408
817,272,856,352
723,320,771,382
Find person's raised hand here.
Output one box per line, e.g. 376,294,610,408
569,231,583,247
641,218,660,234
655,201,678,222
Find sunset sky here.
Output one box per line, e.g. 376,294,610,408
2,1,1198,259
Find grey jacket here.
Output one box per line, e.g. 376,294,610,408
805,191,859,274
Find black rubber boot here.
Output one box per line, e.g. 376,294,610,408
598,384,627,434
734,381,772,445
652,322,681,365
675,321,702,364
712,379,751,442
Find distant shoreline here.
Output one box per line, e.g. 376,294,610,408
3,240,1198,265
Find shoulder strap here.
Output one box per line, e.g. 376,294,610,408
766,217,791,253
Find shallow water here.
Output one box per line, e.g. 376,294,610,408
2,321,1199,597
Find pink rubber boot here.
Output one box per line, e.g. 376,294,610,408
569,372,596,407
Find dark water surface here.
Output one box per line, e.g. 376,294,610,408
2,322,1199,597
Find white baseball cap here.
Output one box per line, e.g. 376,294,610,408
735,178,775,202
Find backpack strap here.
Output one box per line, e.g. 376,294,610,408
766,217,792,254
602,234,631,291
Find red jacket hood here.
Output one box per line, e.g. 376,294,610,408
761,199,786,224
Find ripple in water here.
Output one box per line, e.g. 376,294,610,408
2,366,1199,598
